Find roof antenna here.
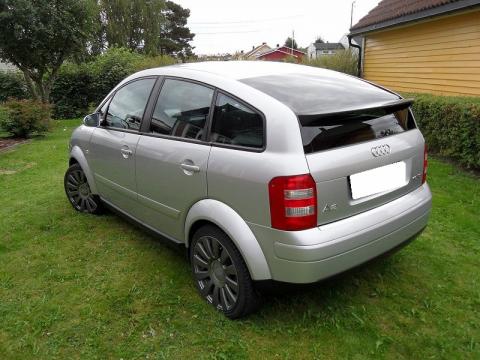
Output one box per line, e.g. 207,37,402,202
292,29,295,55
350,1,356,29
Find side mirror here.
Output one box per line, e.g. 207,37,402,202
83,113,100,127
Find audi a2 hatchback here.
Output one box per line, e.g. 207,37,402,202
65,61,432,318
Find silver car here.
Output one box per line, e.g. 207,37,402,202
65,61,432,318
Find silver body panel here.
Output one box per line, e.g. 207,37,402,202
88,128,140,211
307,129,425,225
248,184,431,283
68,61,432,283
134,136,211,241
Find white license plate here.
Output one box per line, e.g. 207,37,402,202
350,162,408,200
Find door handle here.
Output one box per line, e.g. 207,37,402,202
120,148,133,158
180,163,200,173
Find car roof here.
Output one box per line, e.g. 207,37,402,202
129,61,401,116
137,60,354,80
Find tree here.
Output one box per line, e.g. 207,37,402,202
159,1,194,58
0,0,97,103
100,0,165,54
97,0,193,57
284,37,298,49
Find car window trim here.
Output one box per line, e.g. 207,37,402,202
110,75,267,153
100,76,160,133
95,96,112,123
206,89,267,153
140,76,164,133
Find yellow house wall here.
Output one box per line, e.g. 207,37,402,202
363,10,480,96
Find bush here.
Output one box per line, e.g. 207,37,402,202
51,48,176,118
0,99,51,138
0,71,28,102
408,93,480,170
50,63,93,119
302,50,359,76
0,105,8,128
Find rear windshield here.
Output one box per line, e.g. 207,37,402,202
240,72,416,154
299,107,416,154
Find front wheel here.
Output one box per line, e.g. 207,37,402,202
64,163,103,214
190,224,260,319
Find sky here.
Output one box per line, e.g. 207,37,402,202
174,0,380,55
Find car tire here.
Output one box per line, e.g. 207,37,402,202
190,224,260,319
64,163,104,214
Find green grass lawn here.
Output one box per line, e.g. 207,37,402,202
0,120,479,359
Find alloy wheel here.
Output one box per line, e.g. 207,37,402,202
65,169,98,213
192,235,239,311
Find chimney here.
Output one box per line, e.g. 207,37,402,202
252,46,255,50
262,42,266,45
276,44,280,47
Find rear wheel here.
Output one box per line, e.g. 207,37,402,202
190,224,260,319
64,163,103,214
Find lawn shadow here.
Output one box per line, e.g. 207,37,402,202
103,206,187,260
251,247,410,322
100,204,413,322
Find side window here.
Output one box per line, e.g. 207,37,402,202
104,78,156,131
150,79,214,140
211,93,264,149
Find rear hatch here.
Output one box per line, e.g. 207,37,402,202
300,100,425,225
241,70,425,226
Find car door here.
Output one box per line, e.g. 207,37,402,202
88,77,157,211
135,78,214,241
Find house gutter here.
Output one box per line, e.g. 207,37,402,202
347,35,362,78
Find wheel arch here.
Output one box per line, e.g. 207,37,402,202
69,145,98,194
185,199,271,281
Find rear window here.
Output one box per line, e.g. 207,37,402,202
299,107,416,154
241,72,416,154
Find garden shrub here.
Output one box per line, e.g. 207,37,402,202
51,48,176,118
0,99,51,138
302,50,358,76
0,105,8,128
0,71,28,102
408,93,480,170
50,62,93,119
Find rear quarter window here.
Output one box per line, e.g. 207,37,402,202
210,93,264,150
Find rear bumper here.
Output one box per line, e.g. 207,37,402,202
248,183,432,284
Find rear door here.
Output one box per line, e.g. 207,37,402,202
88,77,157,210
134,78,214,241
300,104,425,225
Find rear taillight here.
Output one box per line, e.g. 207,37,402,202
268,174,317,231
422,144,428,184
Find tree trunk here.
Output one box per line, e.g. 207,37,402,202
23,70,58,104
22,71,40,102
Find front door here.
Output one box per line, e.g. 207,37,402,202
135,78,214,241
88,77,157,211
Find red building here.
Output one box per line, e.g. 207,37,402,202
256,46,305,62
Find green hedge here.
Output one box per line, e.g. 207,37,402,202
0,71,28,102
51,48,177,118
302,50,359,76
409,93,480,170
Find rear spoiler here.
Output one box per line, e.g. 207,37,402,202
299,98,414,126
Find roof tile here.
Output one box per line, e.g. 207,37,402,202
351,0,461,30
